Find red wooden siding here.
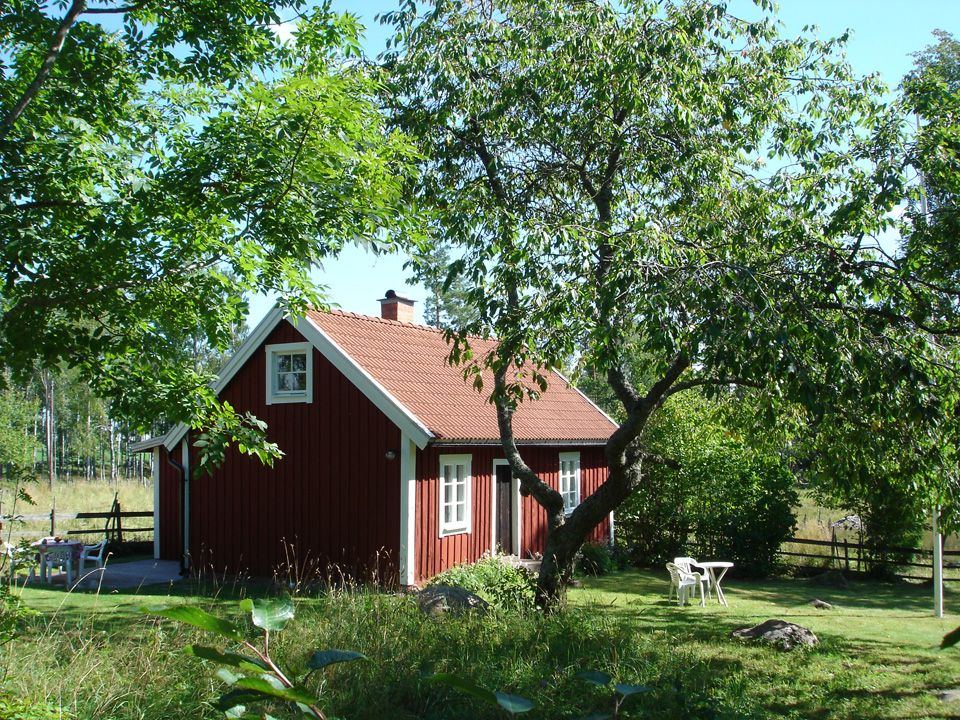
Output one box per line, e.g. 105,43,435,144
414,445,609,583
186,321,402,580
157,445,182,562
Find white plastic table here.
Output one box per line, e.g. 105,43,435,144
31,539,82,585
693,561,733,606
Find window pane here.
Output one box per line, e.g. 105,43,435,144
456,480,465,503
292,353,306,371
444,505,452,523
277,354,291,372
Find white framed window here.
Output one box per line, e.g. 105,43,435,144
559,451,580,514
265,342,313,404
439,454,471,536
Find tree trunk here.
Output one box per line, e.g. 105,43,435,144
44,370,56,493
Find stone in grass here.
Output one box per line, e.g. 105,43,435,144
936,690,960,703
810,598,833,610
417,585,490,617
808,570,849,589
731,619,819,651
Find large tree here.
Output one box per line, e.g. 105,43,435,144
385,0,958,603
1,1,416,455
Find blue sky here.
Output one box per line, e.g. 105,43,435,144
248,0,960,327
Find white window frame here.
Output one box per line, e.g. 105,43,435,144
439,454,472,537
559,451,581,515
265,342,313,405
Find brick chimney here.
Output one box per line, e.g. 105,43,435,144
378,289,415,323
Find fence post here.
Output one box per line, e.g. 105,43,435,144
115,500,123,545
844,538,850,572
50,498,55,537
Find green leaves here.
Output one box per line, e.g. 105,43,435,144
307,650,366,670
146,606,244,642
239,597,295,632
425,673,535,714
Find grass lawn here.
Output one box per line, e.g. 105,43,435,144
3,569,960,719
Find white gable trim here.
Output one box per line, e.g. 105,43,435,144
299,314,433,449
163,307,434,451
162,306,287,451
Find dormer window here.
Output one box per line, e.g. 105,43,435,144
265,342,312,404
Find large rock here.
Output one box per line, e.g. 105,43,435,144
417,585,490,617
731,619,819,651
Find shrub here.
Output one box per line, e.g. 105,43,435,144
0,694,66,720
688,444,798,577
428,554,537,611
576,543,616,577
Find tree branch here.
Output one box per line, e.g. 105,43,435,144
0,0,88,140
664,376,763,398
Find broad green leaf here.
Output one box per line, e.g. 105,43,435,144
494,691,535,714
232,677,317,705
239,597,295,631
614,683,653,696
425,672,497,704
145,606,243,641
186,645,270,672
576,670,612,687
307,649,366,670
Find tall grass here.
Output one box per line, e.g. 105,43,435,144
1,479,153,545
7,567,960,719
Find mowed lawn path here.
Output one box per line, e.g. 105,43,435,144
573,570,960,718
7,569,960,719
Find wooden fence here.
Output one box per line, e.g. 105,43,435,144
778,535,960,581
1,495,151,544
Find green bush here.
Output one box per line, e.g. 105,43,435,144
688,444,798,577
428,554,538,611
0,694,67,720
576,543,616,577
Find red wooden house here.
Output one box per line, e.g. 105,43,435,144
134,292,617,586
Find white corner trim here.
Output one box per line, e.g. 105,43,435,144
553,369,620,430
438,453,472,537
300,315,434,449
152,447,160,560
609,511,616,546
181,438,191,571
264,341,313,405
164,306,288,450
399,435,417,587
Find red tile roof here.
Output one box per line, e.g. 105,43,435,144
306,310,616,444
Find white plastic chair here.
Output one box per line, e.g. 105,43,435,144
674,556,711,599
666,562,704,606
43,545,75,587
80,539,108,576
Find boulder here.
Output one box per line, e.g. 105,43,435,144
417,585,490,617
936,689,960,703
810,599,833,610
731,619,819,651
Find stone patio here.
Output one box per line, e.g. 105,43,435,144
74,559,183,590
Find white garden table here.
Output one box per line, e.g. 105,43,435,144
30,538,82,586
692,561,733,606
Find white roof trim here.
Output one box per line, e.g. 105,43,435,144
299,314,434,449
163,306,287,450
163,306,434,451
130,436,166,452
553,369,620,430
